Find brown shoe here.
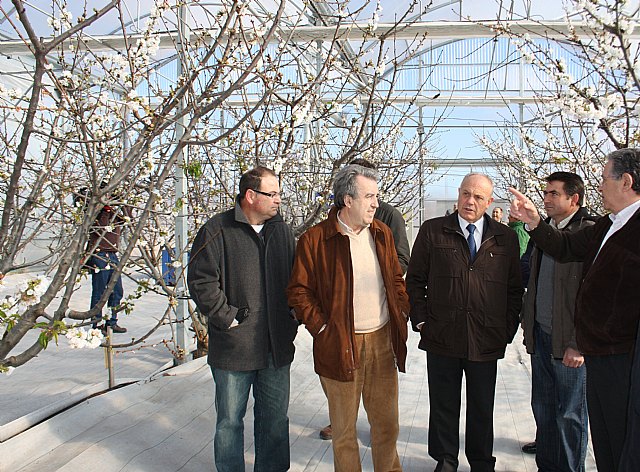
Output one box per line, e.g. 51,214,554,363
319,424,332,440
103,324,127,334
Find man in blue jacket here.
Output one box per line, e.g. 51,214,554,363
188,166,298,471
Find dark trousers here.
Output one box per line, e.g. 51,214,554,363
584,353,632,472
531,325,588,472
427,352,497,472
619,324,640,472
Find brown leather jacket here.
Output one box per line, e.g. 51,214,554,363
287,207,410,381
89,205,131,252
406,212,523,361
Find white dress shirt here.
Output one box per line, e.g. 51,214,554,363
458,214,485,251
595,199,640,261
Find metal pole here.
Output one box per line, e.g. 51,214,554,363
174,1,190,364
418,55,425,225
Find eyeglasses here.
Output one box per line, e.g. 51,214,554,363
252,189,282,199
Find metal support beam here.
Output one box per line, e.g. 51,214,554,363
173,2,190,365
1,20,631,55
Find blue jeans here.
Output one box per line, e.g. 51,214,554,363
210,359,291,472
531,324,588,472
89,252,123,327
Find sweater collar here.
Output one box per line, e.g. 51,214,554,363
326,206,380,239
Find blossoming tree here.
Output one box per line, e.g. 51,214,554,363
0,0,439,372
479,0,639,210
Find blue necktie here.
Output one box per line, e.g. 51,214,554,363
467,224,477,261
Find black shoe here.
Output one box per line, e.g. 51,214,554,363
521,441,536,454
103,324,127,334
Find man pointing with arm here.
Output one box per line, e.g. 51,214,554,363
509,148,640,472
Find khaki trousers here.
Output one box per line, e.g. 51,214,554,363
320,324,401,472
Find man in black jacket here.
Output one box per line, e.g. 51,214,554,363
521,172,595,472
510,148,640,472
407,173,523,472
188,166,298,471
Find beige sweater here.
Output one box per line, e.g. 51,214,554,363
338,217,389,333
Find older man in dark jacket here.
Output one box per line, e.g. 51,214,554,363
406,173,523,472
510,148,640,472
188,166,298,472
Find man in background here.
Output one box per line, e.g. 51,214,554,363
84,186,131,334
492,206,505,223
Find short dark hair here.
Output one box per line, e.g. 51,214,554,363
545,171,585,206
607,148,640,194
333,164,378,209
349,158,377,170
238,166,277,200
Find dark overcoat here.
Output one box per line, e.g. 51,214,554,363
188,201,298,371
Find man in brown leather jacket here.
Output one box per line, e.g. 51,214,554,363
287,164,409,472
406,173,523,472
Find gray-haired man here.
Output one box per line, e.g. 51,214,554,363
288,164,409,471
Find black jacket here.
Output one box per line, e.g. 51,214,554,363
528,206,640,355
188,201,298,371
406,212,523,361
375,201,411,274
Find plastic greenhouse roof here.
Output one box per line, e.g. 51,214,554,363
0,0,567,41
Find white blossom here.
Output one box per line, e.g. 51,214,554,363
65,326,104,349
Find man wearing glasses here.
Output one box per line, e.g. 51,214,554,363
509,149,640,472
188,166,298,471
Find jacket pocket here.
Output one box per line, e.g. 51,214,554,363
424,302,456,349
479,308,508,354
